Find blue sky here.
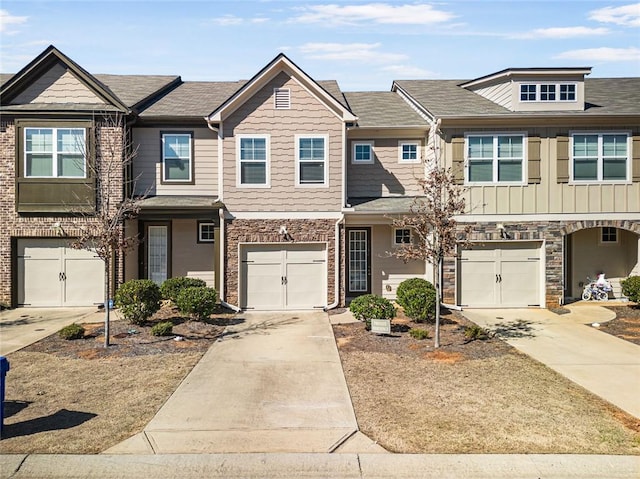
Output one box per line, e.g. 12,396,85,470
1,1,639,90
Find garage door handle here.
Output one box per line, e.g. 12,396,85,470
281,276,288,285
496,274,502,283
59,272,66,281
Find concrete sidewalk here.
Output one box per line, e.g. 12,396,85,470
107,311,382,454
2,453,639,478
0,307,105,356
462,305,640,418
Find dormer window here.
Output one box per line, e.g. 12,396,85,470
519,83,576,102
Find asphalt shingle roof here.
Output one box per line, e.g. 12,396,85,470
395,77,640,118
344,91,427,127
94,74,179,109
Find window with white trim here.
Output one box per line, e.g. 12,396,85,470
466,134,525,183
24,127,86,178
237,135,269,187
393,228,411,246
560,84,576,101
571,133,629,182
198,222,216,243
520,83,576,102
399,141,420,163
162,133,192,182
274,88,290,109
520,84,536,101
352,141,373,164
296,135,327,186
601,227,617,243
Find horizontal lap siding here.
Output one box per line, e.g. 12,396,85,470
347,138,424,197
222,72,343,211
444,126,640,215
132,127,218,196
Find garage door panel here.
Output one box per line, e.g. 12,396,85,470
500,260,540,307
459,260,497,307
285,262,325,309
18,258,62,307
64,257,105,306
242,263,282,310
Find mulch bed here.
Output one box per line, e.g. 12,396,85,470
600,305,640,346
22,304,238,359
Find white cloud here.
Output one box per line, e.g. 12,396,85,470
380,64,436,78
513,26,610,39
0,9,28,34
554,47,640,62
299,42,407,63
210,15,269,26
589,3,640,27
292,3,455,26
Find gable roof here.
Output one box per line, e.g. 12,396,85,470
207,53,356,123
394,77,640,119
343,91,427,128
459,67,592,89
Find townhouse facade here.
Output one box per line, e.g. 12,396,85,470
1,46,638,310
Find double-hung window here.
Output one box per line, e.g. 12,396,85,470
571,133,629,182
162,132,192,182
399,141,420,163
352,141,373,164
296,135,327,186
237,134,269,187
25,127,86,178
466,134,525,183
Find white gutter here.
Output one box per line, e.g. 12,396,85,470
218,206,241,312
324,214,345,311
206,119,224,203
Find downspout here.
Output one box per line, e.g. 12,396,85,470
324,214,345,311
218,206,240,313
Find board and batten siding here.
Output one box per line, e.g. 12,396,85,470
347,138,425,197
132,127,218,196
444,126,640,215
221,72,343,212
12,63,105,104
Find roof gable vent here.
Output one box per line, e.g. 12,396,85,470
274,88,290,109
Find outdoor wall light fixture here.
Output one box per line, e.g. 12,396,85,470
279,225,293,241
52,222,65,236
497,223,511,240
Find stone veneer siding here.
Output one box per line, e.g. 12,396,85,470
0,119,125,306
442,219,639,309
224,218,338,307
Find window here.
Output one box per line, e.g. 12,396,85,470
24,127,86,178
237,135,269,187
399,141,420,163
296,135,327,186
393,228,411,246
162,132,192,182
466,134,525,183
601,227,617,243
520,84,536,101
519,83,577,102
198,222,216,243
352,141,373,164
274,88,290,109
560,84,576,101
571,133,629,182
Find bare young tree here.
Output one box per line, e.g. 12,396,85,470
390,126,469,348
71,113,143,347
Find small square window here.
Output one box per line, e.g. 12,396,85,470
520,84,536,101
560,84,576,101
198,222,216,243
601,227,617,243
352,142,373,164
394,228,411,245
399,141,420,163
540,84,556,101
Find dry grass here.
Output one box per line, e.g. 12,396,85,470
1,351,203,453
334,314,640,455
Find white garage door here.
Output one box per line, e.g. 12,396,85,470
240,243,326,310
17,238,105,307
458,242,541,308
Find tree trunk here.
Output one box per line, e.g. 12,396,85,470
104,260,110,348
434,256,442,348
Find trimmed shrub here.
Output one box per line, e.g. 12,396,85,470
409,328,430,340
151,321,174,336
161,277,207,303
59,323,85,340
115,279,162,325
464,324,489,341
349,294,396,322
176,286,218,320
396,277,437,323
621,276,640,303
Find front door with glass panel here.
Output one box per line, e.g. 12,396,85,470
347,228,371,296
147,225,168,285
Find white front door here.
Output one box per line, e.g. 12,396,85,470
148,225,168,285
241,243,326,310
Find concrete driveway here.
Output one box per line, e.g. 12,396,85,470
462,305,640,419
107,311,383,454
0,307,104,355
